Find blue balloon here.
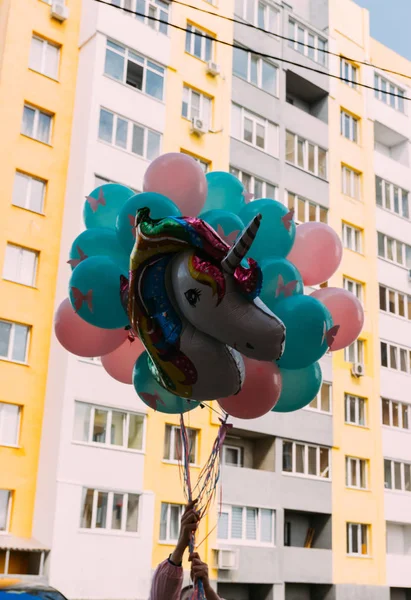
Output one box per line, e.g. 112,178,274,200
116,192,181,254
69,256,128,329
202,172,246,213
275,296,333,369
69,228,130,273
273,363,322,413
239,199,296,261
83,183,135,230
200,209,244,244
259,257,303,312
133,353,200,414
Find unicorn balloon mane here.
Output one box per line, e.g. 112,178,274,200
126,207,285,401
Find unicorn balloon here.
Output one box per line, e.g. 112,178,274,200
127,208,285,401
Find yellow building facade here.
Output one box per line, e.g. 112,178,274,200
0,0,80,571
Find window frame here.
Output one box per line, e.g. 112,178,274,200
185,23,214,62
232,47,279,96
234,0,279,33
163,424,198,465
73,401,146,452
346,522,369,556
341,165,361,200
181,85,212,130
344,339,364,364
340,58,358,89
29,35,60,80
375,176,409,219
342,223,362,253
379,284,411,320
345,456,368,489
382,397,411,430
159,502,184,543
384,458,411,492
286,190,328,224
80,488,140,533
282,440,331,480
306,381,332,413
12,171,46,214
21,104,53,144
222,444,243,467
0,320,30,364
288,18,327,66
380,340,411,374
230,166,278,200
0,403,21,448
285,131,328,180
132,0,170,35
343,277,363,303
3,244,39,287
340,110,359,143
217,504,275,546
377,232,411,268
345,394,367,427
180,151,210,173
374,72,406,113
0,490,12,533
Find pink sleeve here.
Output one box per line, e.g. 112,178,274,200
149,559,183,600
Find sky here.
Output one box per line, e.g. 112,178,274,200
354,0,411,60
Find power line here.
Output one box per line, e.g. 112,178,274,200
169,0,411,82
93,0,410,100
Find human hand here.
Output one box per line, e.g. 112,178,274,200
177,500,200,550
189,552,210,591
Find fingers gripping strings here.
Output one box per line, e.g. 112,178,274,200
179,413,232,600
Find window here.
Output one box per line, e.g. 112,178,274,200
217,505,274,544
382,398,410,430
21,104,52,144
163,424,197,464
230,167,277,200
282,440,330,479
374,73,405,112
185,24,214,61
222,445,243,467
180,152,210,173
340,110,359,143
342,166,361,199
376,176,409,219
98,108,161,161
377,233,411,268
233,47,278,95
234,0,278,33
12,172,45,214
94,175,139,194
346,457,367,489
384,459,411,492
133,0,169,35
344,277,363,303
0,320,30,363
342,223,362,253
73,402,145,450
380,341,411,374
159,503,184,542
344,339,364,363
345,394,366,426
29,36,60,79
379,285,411,320
288,19,327,66
307,382,332,413
3,244,38,287
104,40,165,100
286,191,327,224
0,403,20,447
182,86,212,130
340,58,358,89
0,490,11,532
231,104,278,155
347,523,369,555
80,488,140,532
285,131,327,179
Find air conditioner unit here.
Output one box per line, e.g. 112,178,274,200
190,117,207,135
51,1,69,21
351,362,365,377
206,60,221,77
215,548,239,571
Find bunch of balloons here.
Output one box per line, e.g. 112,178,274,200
54,153,364,419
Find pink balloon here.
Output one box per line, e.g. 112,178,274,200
218,358,282,419
311,287,364,351
55,298,127,357
287,222,343,286
143,153,207,216
101,337,145,384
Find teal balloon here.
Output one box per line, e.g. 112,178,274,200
200,209,244,244
133,353,200,414
69,256,128,329
202,172,246,213
116,192,181,254
273,363,322,413
239,199,296,261
259,257,303,312
83,183,135,230
275,296,333,369
69,228,130,273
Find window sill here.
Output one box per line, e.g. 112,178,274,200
216,540,275,548
0,443,20,449
377,256,410,272
282,472,331,483
20,133,52,147
384,488,411,496
2,278,37,290
381,366,411,376
78,528,140,538
342,247,363,256
103,74,165,105
233,137,279,159
285,161,328,183
158,540,178,546
303,407,332,415
382,424,411,433
72,440,145,455
185,51,210,65
376,205,410,223
11,203,45,217
345,485,369,492
0,357,29,367
28,68,59,83
380,309,411,323
162,459,200,468
344,422,369,430
98,138,153,163
341,192,362,203
346,553,372,559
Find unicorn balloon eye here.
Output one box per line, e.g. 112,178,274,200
127,207,285,402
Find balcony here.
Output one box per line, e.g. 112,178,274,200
386,522,411,587
282,510,332,583
374,122,409,167
390,588,411,600
286,71,328,124
218,581,274,600
285,583,335,600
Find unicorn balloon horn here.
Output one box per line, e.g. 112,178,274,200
221,214,262,274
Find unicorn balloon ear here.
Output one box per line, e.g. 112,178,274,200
221,214,262,274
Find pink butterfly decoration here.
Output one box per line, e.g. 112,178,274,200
67,246,88,268
282,208,295,231
140,392,165,411
275,275,298,298
86,187,106,213
217,225,240,245
325,325,340,349
71,287,93,312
